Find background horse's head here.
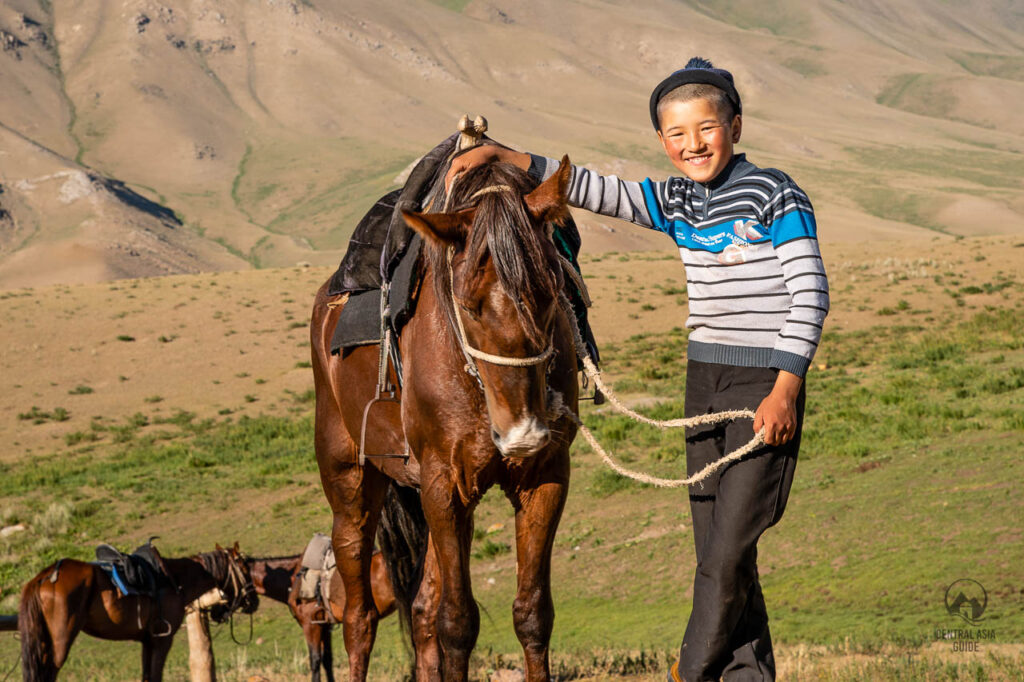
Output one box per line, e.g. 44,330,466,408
403,155,572,458
205,542,259,622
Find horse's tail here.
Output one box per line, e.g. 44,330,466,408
377,482,428,643
19,573,57,682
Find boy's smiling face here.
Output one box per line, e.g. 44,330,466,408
657,98,742,185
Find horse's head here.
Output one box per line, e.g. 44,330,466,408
403,155,572,458
206,542,259,622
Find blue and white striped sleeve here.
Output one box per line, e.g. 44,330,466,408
764,182,830,376
528,154,671,233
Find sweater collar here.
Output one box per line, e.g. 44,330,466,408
697,153,754,193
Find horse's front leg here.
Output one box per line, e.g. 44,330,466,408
324,460,389,682
508,453,570,682
411,535,442,681
420,463,479,682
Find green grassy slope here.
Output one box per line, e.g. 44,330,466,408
2,301,1022,679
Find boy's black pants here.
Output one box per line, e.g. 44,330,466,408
677,361,803,682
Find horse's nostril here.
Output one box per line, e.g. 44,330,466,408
491,428,502,447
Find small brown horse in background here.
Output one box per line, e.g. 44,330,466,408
247,550,395,682
19,542,257,681
311,157,578,681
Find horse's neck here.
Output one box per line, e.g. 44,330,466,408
250,556,300,604
164,556,218,603
412,259,464,366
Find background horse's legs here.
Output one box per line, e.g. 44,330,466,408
420,477,479,682
300,616,326,682
327,462,389,682
509,458,570,682
321,623,336,682
141,634,174,682
412,535,443,682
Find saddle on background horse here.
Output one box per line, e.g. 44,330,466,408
297,532,338,622
94,538,170,598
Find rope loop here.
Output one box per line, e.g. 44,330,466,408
553,283,769,488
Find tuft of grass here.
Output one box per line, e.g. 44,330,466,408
472,538,511,560
17,406,70,424
68,384,94,395
33,502,72,538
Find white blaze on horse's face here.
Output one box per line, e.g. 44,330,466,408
491,415,550,458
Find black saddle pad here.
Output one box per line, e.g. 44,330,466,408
331,235,423,354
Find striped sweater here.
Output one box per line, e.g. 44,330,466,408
529,153,829,377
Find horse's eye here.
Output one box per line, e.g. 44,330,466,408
458,301,480,321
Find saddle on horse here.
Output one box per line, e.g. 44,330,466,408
94,538,172,598
324,123,600,365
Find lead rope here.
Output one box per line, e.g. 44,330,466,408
553,280,766,489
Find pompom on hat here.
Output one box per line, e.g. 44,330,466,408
648,57,742,130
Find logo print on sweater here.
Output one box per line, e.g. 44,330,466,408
733,220,764,241
718,243,748,265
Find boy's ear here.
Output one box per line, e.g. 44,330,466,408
524,154,571,224
401,208,475,247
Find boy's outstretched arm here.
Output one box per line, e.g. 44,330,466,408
445,146,530,191
447,149,664,231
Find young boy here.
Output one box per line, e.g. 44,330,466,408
447,57,829,681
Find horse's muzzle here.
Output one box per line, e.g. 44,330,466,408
492,417,550,458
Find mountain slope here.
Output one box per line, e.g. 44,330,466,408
1,0,1022,288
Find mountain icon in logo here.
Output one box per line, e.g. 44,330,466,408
945,579,987,625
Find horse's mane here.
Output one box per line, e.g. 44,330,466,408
196,550,230,583
423,161,563,346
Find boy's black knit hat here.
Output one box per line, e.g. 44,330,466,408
649,57,742,130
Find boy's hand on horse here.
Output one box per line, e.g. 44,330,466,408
754,370,803,446
445,146,530,192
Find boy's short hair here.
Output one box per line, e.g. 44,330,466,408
649,57,742,131
656,83,737,126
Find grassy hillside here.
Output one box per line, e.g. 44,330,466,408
1,239,1022,680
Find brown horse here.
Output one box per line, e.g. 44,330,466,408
310,156,578,681
247,550,395,682
18,542,257,681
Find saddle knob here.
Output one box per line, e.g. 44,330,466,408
457,114,487,150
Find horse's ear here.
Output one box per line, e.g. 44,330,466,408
233,541,240,553
524,154,571,224
215,543,223,551
401,208,474,247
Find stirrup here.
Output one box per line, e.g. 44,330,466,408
357,281,409,466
